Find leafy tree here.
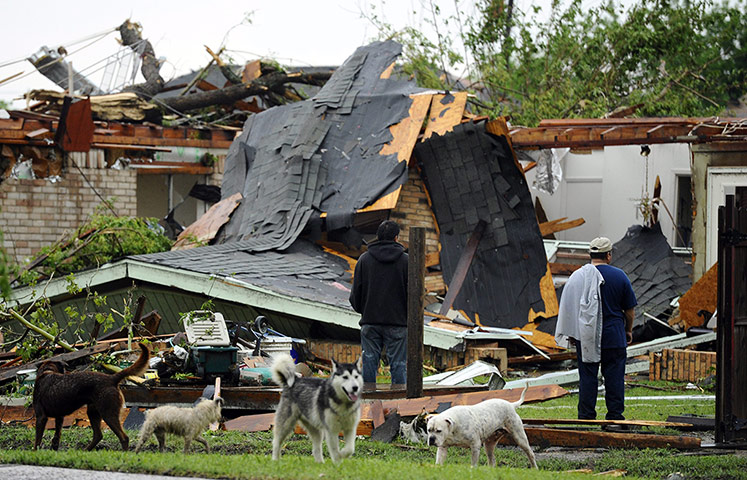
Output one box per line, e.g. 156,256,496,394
369,0,747,126
14,200,172,286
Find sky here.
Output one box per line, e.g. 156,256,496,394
0,0,604,109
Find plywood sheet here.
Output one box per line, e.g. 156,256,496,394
422,92,468,140
361,93,432,212
527,264,559,326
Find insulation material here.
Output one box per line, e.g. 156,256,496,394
415,121,552,329
218,41,427,251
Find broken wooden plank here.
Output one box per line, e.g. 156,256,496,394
666,415,715,431
539,217,586,237
0,343,110,384
364,385,568,418
25,128,50,138
520,418,693,428
172,192,242,250
549,262,582,276
370,400,386,429
508,351,576,365
438,219,487,316
223,412,275,432
507,426,701,450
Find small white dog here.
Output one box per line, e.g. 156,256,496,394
134,396,223,453
426,386,537,469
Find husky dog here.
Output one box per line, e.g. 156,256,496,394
134,396,223,453
426,385,537,469
271,353,363,463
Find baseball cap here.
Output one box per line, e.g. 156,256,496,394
589,237,612,253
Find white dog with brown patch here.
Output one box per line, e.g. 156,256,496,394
426,386,537,469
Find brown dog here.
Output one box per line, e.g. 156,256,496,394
33,342,150,451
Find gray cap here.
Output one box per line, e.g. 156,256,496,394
589,237,612,253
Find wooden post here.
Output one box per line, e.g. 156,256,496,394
407,227,425,398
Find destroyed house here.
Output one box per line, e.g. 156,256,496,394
7,38,747,367
8,40,558,365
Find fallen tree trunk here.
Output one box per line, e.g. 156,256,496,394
119,20,164,97
159,70,334,113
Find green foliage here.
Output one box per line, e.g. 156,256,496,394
0,230,10,300
371,0,747,126
15,200,172,286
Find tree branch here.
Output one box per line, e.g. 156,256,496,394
119,20,165,97
159,70,334,113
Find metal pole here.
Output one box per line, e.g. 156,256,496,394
406,227,425,398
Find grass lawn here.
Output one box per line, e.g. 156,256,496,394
1,380,744,479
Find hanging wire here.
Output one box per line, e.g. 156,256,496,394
0,29,116,91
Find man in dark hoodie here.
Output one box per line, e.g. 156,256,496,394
349,220,409,386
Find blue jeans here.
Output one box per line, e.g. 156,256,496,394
576,342,626,420
360,324,407,385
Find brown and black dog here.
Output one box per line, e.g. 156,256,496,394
32,342,150,451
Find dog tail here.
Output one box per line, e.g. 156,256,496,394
271,353,297,388
511,383,530,408
113,342,150,384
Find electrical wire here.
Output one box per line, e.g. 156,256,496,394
0,29,116,90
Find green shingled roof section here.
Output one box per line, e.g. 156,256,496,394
9,260,462,350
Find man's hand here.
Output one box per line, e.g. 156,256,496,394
624,308,635,345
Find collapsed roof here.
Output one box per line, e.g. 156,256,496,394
217,40,424,250
610,223,692,326
133,40,557,330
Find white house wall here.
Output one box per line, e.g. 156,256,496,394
525,143,691,247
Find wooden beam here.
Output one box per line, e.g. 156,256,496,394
407,227,425,398
508,351,577,365
508,427,701,450
520,418,694,428
366,385,568,418
549,262,582,276
438,220,487,316
539,218,585,237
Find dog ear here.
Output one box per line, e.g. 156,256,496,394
356,355,363,371
331,359,339,374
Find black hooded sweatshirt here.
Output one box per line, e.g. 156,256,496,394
349,240,408,327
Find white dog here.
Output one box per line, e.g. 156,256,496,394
426,386,537,469
134,396,223,453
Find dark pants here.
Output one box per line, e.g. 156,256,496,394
576,342,626,420
360,324,407,385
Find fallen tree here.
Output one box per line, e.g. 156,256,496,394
118,20,334,114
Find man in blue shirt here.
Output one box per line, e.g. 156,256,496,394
577,237,637,421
